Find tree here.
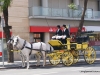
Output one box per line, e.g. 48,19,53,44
0,0,14,63
68,3,77,17
68,3,77,10
77,0,88,36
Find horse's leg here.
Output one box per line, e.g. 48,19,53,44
26,54,30,69
22,54,26,67
41,51,46,67
36,53,41,66
20,52,24,67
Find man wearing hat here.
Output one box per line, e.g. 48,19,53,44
62,24,70,44
52,25,62,39
55,25,62,36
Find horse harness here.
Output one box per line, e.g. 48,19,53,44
16,39,44,56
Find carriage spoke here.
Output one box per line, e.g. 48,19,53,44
61,51,73,66
49,53,61,65
71,50,79,64
84,47,96,64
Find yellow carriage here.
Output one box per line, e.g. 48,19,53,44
47,31,96,66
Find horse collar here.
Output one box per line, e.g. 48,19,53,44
21,40,26,50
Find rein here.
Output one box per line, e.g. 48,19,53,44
13,37,46,56
21,40,26,50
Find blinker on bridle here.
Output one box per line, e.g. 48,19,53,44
14,37,19,46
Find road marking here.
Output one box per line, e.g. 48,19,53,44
33,72,58,75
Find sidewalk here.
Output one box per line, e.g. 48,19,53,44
0,60,41,69
0,59,100,69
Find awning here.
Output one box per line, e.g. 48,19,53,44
30,26,85,33
84,26,100,31
0,32,12,38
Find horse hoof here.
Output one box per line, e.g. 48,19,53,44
26,66,29,69
22,66,26,68
42,65,45,67
27,68,29,69
36,65,41,67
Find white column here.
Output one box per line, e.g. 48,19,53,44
42,0,48,7
73,0,80,10
30,33,34,42
73,0,79,5
44,33,50,43
44,33,50,50
42,0,48,16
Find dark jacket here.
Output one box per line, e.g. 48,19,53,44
62,29,70,38
55,29,62,36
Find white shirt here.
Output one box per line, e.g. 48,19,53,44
57,29,59,32
63,28,66,32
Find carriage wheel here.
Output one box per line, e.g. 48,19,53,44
84,47,96,64
61,51,73,66
71,50,79,64
49,53,60,65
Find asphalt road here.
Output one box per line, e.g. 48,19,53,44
0,50,100,75
0,59,100,75
0,62,100,75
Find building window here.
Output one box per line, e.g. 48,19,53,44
34,33,40,38
33,33,44,42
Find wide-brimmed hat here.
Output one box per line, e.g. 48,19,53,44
57,25,60,28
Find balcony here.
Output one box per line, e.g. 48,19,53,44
29,7,100,21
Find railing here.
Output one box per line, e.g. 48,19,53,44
29,6,100,20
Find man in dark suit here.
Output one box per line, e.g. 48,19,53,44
52,25,62,40
55,25,62,36
62,24,70,44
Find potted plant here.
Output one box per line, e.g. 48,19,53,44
68,3,77,17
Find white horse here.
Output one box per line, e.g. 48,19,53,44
7,35,15,44
7,36,28,68
8,35,47,69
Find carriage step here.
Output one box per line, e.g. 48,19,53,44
48,40,63,46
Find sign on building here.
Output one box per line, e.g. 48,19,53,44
0,40,2,57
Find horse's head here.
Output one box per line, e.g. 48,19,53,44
7,35,15,45
13,35,20,50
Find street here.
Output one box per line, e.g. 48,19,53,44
0,67,100,75
0,50,100,75
0,58,100,75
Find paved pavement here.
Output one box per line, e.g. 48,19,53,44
0,58,100,68
0,62,100,75
0,67,100,75
0,58,100,75
0,53,100,75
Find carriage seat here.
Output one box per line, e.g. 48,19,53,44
48,40,63,46
76,36,89,43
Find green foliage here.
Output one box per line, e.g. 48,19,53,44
0,0,12,11
68,3,77,10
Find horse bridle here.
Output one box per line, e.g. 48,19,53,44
14,37,26,50
7,36,15,44
14,37,19,47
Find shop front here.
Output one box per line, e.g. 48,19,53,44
30,26,85,43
